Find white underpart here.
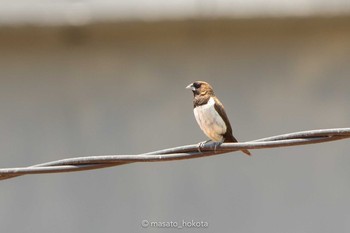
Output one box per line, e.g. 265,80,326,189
193,97,226,142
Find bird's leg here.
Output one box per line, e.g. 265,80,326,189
197,140,212,152
213,139,225,153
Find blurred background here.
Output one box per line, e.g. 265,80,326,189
1,1,350,232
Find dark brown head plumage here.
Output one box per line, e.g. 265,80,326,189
186,81,215,107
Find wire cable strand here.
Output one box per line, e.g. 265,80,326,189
0,128,349,181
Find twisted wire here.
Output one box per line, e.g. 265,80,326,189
0,128,349,181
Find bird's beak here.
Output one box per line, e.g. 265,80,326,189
186,83,194,91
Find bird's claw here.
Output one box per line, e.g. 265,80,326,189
213,141,223,153
197,140,223,153
197,140,211,152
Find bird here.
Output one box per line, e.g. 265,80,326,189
186,81,251,156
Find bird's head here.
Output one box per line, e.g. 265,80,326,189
186,81,214,96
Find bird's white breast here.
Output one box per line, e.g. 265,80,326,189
193,97,226,142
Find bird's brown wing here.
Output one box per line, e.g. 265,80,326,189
212,96,236,142
213,96,251,156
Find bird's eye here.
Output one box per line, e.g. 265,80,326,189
193,82,201,88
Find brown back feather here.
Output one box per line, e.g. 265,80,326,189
213,96,251,156
212,96,237,142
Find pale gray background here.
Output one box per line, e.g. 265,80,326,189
0,2,350,232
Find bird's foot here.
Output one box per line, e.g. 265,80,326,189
197,140,211,152
197,140,223,153
212,141,223,153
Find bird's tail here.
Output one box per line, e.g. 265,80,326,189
225,135,252,156
241,149,251,156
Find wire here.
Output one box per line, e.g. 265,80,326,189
0,128,349,181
